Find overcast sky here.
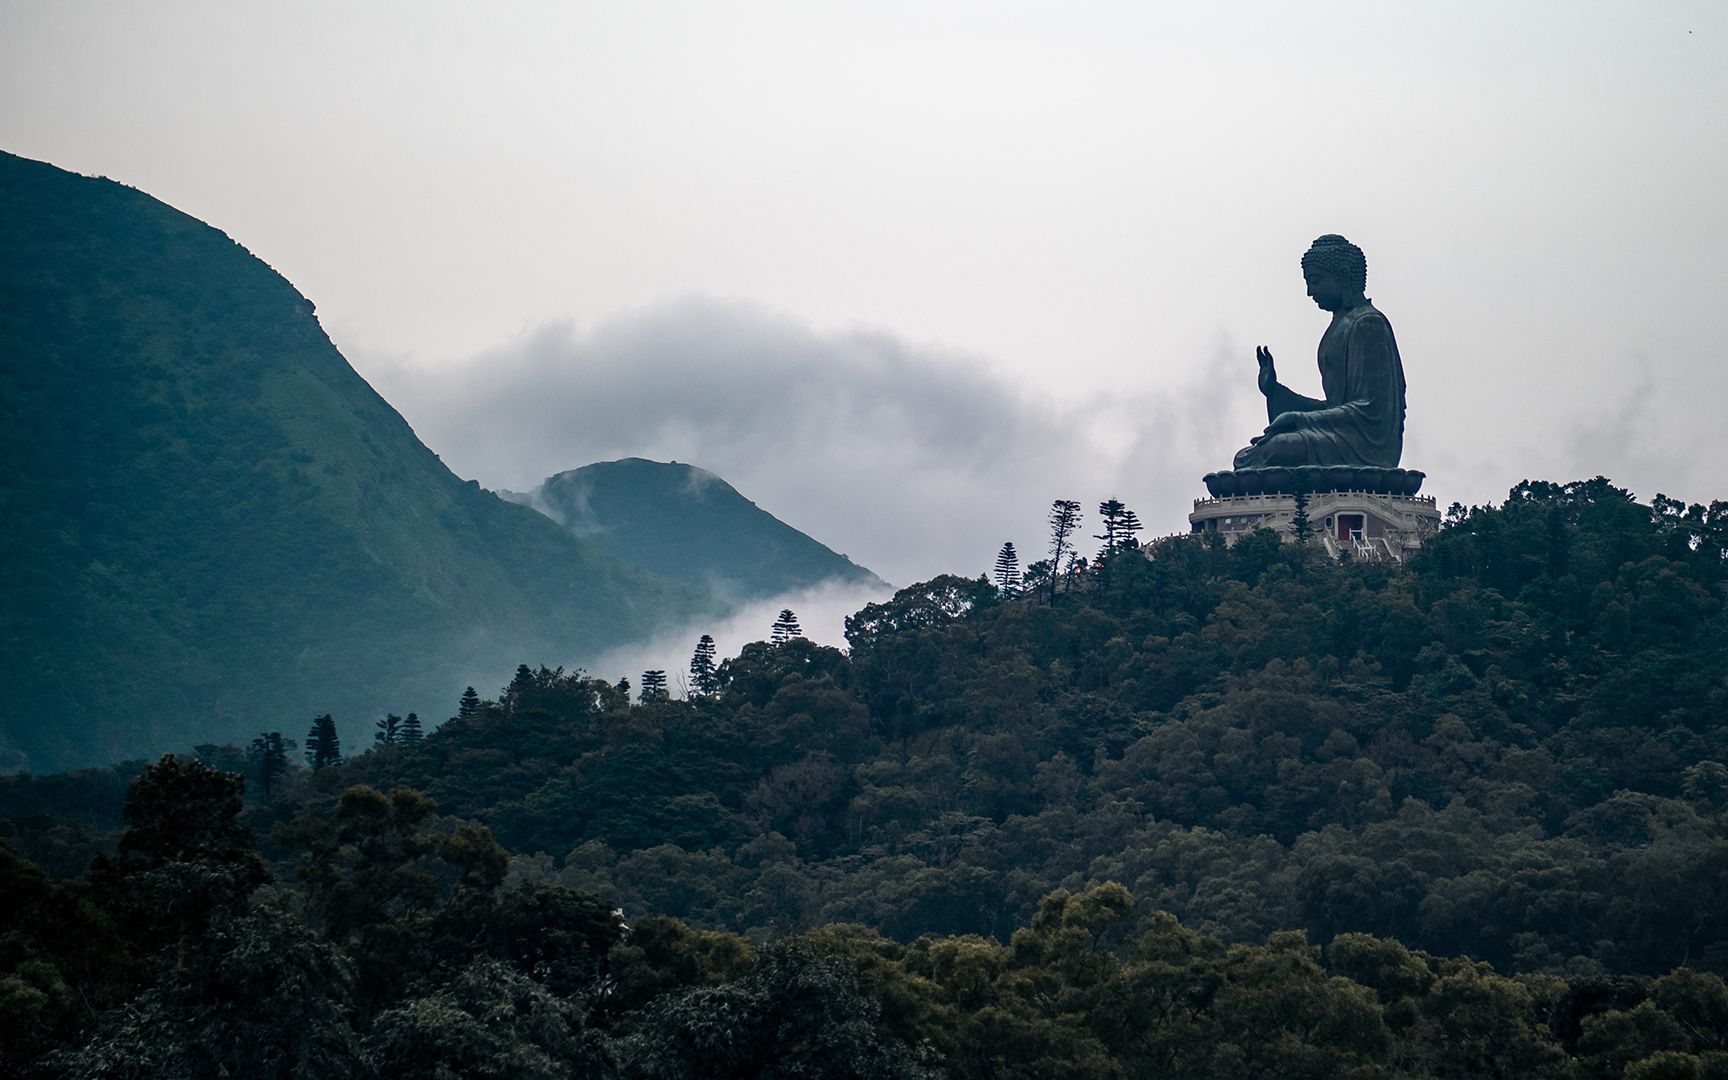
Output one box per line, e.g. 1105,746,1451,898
5,1,1725,588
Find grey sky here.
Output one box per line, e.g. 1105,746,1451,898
4,2,1725,584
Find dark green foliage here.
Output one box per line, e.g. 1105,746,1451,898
689,635,720,697
6,475,1728,1075
1021,558,1052,598
47,907,366,1079
1292,490,1313,545
770,608,803,645
10,765,1728,1075
1095,498,1143,549
0,150,718,773
217,478,1728,978
993,541,1021,595
374,713,402,746
640,671,669,702
458,686,482,722
0,838,121,1069
115,753,257,866
305,714,343,770
615,939,938,1079
365,958,613,1080
249,731,294,798
399,712,424,744
86,755,268,958
516,457,885,601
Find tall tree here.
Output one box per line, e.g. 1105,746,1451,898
504,666,534,713
398,712,424,744
1047,499,1082,602
1095,500,1144,589
248,731,293,798
771,609,803,645
640,670,669,702
374,714,402,747
689,635,720,696
304,714,342,770
1115,507,1143,547
1291,491,1313,546
993,542,1022,595
1096,499,1144,550
457,686,481,722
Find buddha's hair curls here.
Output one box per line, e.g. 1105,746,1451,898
1301,234,1367,292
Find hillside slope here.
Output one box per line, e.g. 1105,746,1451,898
511,458,885,600
0,151,715,771
243,479,1727,975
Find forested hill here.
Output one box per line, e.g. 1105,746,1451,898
5,478,1728,1077
0,151,717,771
505,457,886,600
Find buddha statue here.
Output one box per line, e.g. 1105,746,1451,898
1233,234,1406,472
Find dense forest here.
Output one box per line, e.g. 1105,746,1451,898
4,477,1728,1077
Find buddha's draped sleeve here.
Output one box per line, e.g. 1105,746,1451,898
1265,380,1326,422
1284,311,1404,465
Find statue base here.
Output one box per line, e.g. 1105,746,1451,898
1189,485,1441,562
1202,466,1425,498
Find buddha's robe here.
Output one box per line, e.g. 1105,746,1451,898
1233,300,1406,469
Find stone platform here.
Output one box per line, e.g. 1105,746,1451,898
1189,488,1441,561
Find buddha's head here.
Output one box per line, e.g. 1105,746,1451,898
1301,234,1367,312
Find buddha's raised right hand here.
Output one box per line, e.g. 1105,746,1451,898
1255,346,1278,396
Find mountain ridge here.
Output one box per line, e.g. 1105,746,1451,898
0,150,718,770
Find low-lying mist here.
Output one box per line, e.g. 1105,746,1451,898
583,578,896,698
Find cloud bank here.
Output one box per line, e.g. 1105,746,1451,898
357,298,1259,586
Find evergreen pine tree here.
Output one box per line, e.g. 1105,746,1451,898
1047,500,1082,602
457,686,481,722
617,676,632,699
1291,490,1313,546
770,609,803,645
504,665,534,712
374,714,402,746
1115,508,1143,547
993,542,1022,595
304,715,342,770
399,712,424,744
1096,499,1145,550
689,635,720,696
640,670,669,702
1096,499,1126,549
1095,500,1144,589
247,731,293,798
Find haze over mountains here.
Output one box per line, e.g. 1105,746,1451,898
0,151,876,772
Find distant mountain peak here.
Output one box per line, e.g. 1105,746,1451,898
509,458,886,601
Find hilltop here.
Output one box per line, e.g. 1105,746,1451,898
505,457,885,601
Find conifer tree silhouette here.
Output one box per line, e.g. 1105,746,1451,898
771,609,803,645
1047,500,1082,602
689,634,720,695
248,731,293,796
993,542,1022,595
304,714,342,770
